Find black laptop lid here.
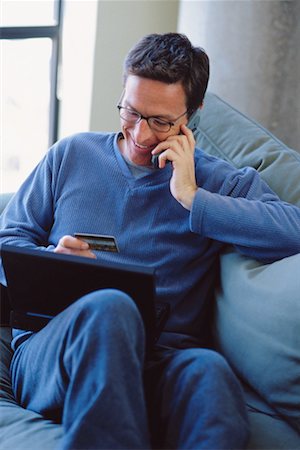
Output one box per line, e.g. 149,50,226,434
1,245,156,347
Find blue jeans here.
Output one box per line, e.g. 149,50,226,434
11,289,249,449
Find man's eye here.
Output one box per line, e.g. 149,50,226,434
125,110,139,119
152,118,169,126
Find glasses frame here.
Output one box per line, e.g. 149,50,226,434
117,104,189,133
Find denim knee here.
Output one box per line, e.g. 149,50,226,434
164,347,243,395
71,288,140,320
188,348,233,376
169,347,230,373
62,288,145,343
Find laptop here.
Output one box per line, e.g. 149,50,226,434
1,244,170,350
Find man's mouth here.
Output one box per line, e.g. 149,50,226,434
133,140,156,152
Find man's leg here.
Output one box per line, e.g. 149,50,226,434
145,347,249,449
11,289,150,450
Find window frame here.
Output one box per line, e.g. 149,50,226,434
0,0,63,146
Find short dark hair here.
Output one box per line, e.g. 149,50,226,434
123,33,209,116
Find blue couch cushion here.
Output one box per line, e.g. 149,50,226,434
215,251,300,432
193,92,300,207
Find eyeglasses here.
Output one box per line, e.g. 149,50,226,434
117,105,188,133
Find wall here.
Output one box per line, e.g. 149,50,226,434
89,0,179,132
178,0,300,151
59,0,98,138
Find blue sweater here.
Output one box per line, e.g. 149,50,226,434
1,132,300,347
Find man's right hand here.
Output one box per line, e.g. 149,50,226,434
54,235,96,259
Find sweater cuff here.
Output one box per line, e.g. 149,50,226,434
189,188,210,234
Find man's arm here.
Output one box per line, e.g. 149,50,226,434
191,158,300,262
152,125,300,262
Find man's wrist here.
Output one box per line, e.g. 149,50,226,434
180,187,197,211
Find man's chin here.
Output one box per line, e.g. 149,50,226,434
132,155,153,167
119,134,154,167
129,147,153,167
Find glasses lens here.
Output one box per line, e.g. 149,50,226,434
119,108,140,123
148,118,171,132
118,106,171,132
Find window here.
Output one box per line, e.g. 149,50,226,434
0,0,63,193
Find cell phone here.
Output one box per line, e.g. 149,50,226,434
74,233,119,253
151,153,171,169
187,110,200,134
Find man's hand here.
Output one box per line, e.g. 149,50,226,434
151,124,197,210
54,235,96,259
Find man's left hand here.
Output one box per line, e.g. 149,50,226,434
151,124,197,210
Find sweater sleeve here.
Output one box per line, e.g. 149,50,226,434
0,148,60,284
190,165,300,262
0,149,57,242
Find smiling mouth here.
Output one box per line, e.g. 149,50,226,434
134,140,156,152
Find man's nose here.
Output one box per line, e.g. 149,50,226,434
133,118,154,142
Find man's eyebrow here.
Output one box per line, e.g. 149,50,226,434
122,101,140,113
122,101,174,121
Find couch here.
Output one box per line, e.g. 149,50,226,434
1,92,300,449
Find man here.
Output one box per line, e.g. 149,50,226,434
1,33,300,449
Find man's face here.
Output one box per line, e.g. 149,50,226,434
118,75,188,167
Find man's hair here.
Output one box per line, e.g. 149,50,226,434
123,33,209,116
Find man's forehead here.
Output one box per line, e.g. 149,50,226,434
122,76,187,114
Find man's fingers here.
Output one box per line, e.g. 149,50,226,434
54,235,96,259
181,124,196,150
59,235,89,250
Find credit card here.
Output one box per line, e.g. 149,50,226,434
74,233,119,252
